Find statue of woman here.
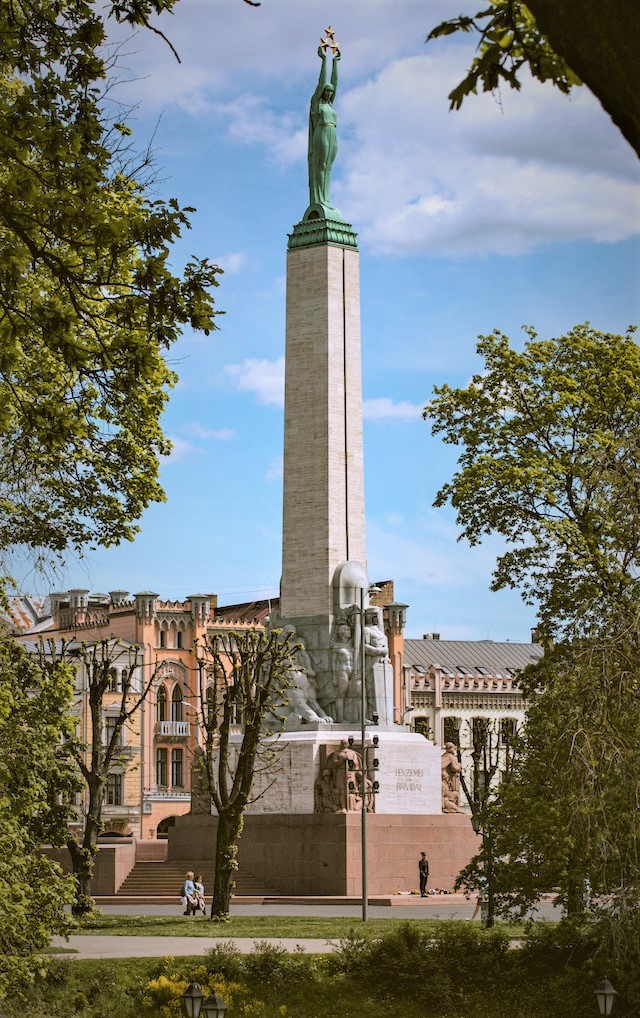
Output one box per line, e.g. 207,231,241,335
308,45,340,210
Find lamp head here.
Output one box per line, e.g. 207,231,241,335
182,982,204,1018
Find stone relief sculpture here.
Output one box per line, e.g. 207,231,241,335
308,28,340,213
282,629,333,725
313,740,375,814
441,741,465,813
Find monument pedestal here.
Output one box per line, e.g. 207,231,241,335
170,728,479,894
169,811,479,896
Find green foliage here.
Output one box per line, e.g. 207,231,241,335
425,324,640,635
461,635,640,931
5,931,638,1017
0,636,77,1001
427,1,579,110
0,0,222,564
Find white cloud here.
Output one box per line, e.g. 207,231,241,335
183,423,235,441
337,53,640,256
363,397,422,421
213,252,247,275
265,457,283,482
224,357,285,407
161,436,193,463
108,4,639,258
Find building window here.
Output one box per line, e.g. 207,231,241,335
171,748,183,787
414,716,431,740
177,628,184,649
156,685,167,723
171,686,183,722
156,748,168,787
159,625,167,648
104,716,122,748
106,773,122,806
108,667,119,692
443,716,461,747
500,717,518,745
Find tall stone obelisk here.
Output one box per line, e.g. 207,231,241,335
277,31,393,726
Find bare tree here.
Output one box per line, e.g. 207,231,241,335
39,639,158,915
457,717,522,926
195,627,296,918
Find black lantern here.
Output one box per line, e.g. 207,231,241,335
594,978,617,1015
182,983,205,1018
202,990,228,1018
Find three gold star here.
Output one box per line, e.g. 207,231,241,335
320,26,339,54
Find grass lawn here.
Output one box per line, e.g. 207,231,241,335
78,912,530,940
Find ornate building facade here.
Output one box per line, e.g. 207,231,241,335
401,634,543,806
13,582,404,840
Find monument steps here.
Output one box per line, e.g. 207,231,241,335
116,860,282,898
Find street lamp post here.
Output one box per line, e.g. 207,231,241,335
358,584,380,923
594,978,617,1015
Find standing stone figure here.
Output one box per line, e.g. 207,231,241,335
363,606,388,719
308,36,340,211
329,620,354,722
441,741,465,813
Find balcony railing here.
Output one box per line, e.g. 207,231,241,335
155,720,190,737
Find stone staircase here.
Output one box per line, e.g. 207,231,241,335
116,860,281,899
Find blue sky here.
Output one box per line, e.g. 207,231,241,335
27,0,640,640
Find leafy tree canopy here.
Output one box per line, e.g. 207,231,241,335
0,0,222,565
425,323,640,636
0,637,78,998
458,630,640,986
427,0,640,158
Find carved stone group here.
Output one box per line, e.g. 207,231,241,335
313,740,375,814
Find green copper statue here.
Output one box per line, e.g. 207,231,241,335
307,28,341,215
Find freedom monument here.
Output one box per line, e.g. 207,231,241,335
172,33,477,894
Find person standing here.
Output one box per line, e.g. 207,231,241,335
419,851,429,897
181,870,197,915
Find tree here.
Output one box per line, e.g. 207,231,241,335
465,633,640,948
39,638,158,915
0,0,222,570
454,717,521,927
195,628,296,918
0,636,78,1000
427,1,640,158
425,324,640,637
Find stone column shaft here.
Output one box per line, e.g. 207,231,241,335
281,241,366,619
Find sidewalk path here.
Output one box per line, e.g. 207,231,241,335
50,935,337,959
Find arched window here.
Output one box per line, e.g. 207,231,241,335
156,685,167,723
176,626,184,649
159,623,168,648
170,621,178,649
171,686,183,722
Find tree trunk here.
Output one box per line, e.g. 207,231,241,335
66,836,96,916
67,785,103,916
526,0,640,158
211,809,244,918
